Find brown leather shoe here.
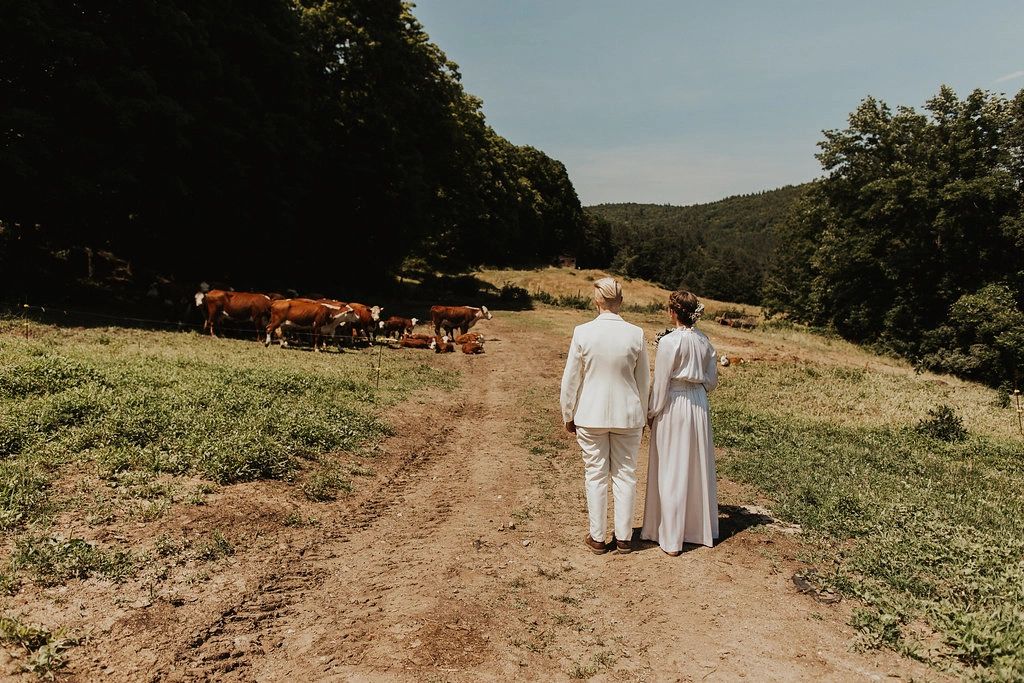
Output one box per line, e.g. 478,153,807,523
614,537,633,554
585,534,609,554
662,548,682,557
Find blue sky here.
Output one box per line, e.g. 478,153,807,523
413,1,1024,206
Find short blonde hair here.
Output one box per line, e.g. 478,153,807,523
593,277,623,304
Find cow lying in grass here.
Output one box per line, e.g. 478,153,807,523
399,333,435,350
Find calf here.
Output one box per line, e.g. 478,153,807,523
195,289,272,340
454,332,485,345
399,333,435,350
264,299,355,352
430,305,492,339
461,341,485,354
379,316,418,340
434,335,455,353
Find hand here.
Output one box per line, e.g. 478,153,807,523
565,420,576,434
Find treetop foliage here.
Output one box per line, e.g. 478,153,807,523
764,85,1024,387
0,0,586,300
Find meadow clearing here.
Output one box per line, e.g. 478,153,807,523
0,268,1021,681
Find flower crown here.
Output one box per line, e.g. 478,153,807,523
689,302,705,324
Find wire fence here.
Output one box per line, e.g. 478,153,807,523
11,302,205,331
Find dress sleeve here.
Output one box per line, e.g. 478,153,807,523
647,334,675,420
702,340,719,393
635,332,650,420
559,329,583,423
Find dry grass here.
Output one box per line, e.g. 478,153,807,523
476,267,761,317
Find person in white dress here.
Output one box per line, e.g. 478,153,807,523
560,278,650,554
641,290,719,554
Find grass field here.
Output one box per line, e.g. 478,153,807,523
0,318,456,676
2,273,1024,679
477,267,761,317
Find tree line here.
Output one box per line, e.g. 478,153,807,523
584,86,1023,388
0,0,586,300
765,86,1024,388
583,185,806,305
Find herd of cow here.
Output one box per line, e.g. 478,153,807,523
193,288,492,354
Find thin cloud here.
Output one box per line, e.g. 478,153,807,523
994,70,1024,83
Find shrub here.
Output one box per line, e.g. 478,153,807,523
499,283,532,309
915,405,967,442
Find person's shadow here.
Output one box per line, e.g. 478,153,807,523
630,504,776,554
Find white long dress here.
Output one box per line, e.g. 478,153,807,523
641,326,719,550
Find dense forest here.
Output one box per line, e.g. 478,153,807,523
584,185,806,304
765,86,1024,388
0,0,586,301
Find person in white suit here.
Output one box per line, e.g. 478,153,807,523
560,278,650,554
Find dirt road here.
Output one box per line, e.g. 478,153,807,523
56,309,937,681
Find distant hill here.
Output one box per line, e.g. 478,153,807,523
584,183,808,305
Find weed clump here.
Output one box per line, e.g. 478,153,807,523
302,464,352,502
0,462,49,531
12,536,139,586
194,531,234,561
915,404,967,442
0,614,79,678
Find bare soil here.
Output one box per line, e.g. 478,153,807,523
4,309,942,681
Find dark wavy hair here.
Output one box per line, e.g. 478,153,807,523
669,290,700,326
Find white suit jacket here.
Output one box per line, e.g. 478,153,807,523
560,312,650,429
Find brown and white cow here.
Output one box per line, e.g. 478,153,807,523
433,335,455,353
453,331,485,345
195,289,272,340
274,298,359,348
430,305,492,339
378,316,418,340
343,303,384,345
399,333,435,350
264,299,356,352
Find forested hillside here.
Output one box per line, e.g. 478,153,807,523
0,1,585,301
584,185,806,305
765,86,1024,388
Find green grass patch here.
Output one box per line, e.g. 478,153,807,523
11,536,140,586
0,613,80,679
0,322,458,528
302,462,353,502
713,363,1024,678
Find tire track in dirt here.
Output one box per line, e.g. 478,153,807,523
165,399,469,682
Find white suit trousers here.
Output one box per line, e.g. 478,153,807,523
575,426,642,542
